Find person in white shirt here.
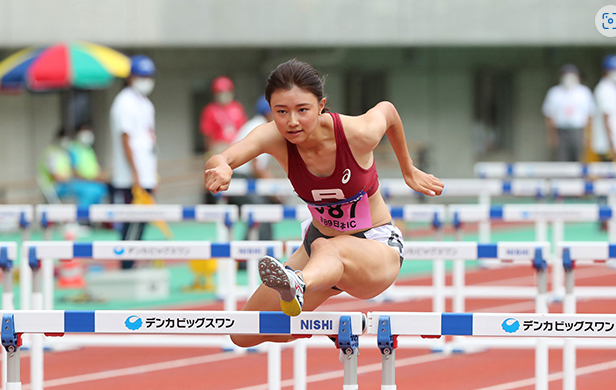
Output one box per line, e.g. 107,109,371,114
594,55,616,160
109,55,157,269
542,64,596,161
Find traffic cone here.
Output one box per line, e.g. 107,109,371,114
57,258,86,289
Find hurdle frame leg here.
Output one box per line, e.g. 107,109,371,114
563,259,576,390
30,263,43,390
293,338,307,390
534,249,548,390
377,315,396,390
337,316,359,390
1,255,14,390
2,314,21,390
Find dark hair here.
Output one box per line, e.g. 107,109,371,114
265,59,329,113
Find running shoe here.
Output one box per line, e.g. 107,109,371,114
259,256,306,316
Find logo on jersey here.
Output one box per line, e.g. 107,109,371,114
342,169,351,184
311,189,345,202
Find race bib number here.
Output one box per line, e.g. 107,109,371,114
307,192,372,232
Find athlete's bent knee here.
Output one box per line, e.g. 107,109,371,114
231,334,258,348
310,237,336,254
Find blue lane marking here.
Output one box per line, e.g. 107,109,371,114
609,244,616,259
600,206,612,221
211,243,231,258
477,243,497,258
73,243,93,258
283,206,296,219
390,207,404,219
441,313,473,336
259,312,290,334
489,205,503,219
77,207,90,220
502,181,512,194
65,311,95,332
182,206,196,220
247,179,257,194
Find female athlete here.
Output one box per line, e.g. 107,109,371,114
204,59,444,347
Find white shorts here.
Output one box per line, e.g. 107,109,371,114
300,218,405,262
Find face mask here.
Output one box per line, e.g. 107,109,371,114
215,91,234,105
132,77,155,96
77,130,95,146
560,73,579,89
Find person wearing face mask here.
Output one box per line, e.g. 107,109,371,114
593,55,616,162
541,64,596,162
109,55,158,269
199,76,248,156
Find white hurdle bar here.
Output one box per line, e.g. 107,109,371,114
0,243,16,390
0,310,364,390
22,240,282,390
34,204,239,310
224,178,548,204
450,203,614,299
474,161,616,179
367,311,616,390
556,242,616,390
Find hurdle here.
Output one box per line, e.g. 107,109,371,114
557,242,616,390
0,242,16,390
34,204,238,310
0,310,364,390
367,311,616,390
450,203,613,299
22,240,283,390
474,161,616,179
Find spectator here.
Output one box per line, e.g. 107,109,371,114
200,76,248,156
68,123,109,197
39,127,106,207
228,95,278,241
109,55,158,269
542,64,595,162
594,55,616,161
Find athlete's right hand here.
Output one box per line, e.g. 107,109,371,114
204,164,233,194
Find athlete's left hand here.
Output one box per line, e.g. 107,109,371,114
404,167,444,196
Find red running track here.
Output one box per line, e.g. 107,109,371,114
9,264,616,390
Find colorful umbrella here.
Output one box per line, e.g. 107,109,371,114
0,41,131,92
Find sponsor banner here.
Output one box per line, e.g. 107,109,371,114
194,205,238,222
441,179,503,196
290,312,363,335
90,205,183,222
368,312,441,336
231,241,282,259
593,180,616,196
475,313,616,337
448,205,490,222
26,241,73,259
514,162,582,178
404,242,477,260
241,205,285,222
402,205,446,222
36,205,77,222
502,205,598,222
255,179,294,196
93,242,211,259
0,205,33,222
557,243,609,261
12,311,64,333
497,242,549,260
96,311,258,334
510,180,548,196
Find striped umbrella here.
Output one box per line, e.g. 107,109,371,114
0,41,131,92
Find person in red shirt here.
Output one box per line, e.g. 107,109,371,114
200,76,248,155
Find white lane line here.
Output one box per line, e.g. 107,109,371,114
472,359,616,390
232,352,453,390
22,352,239,390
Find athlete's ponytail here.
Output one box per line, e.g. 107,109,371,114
265,59,330,113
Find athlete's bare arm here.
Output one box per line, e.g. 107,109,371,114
343,101,444,196
204,121,286,193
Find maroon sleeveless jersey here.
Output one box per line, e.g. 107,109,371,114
286,112,379,205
